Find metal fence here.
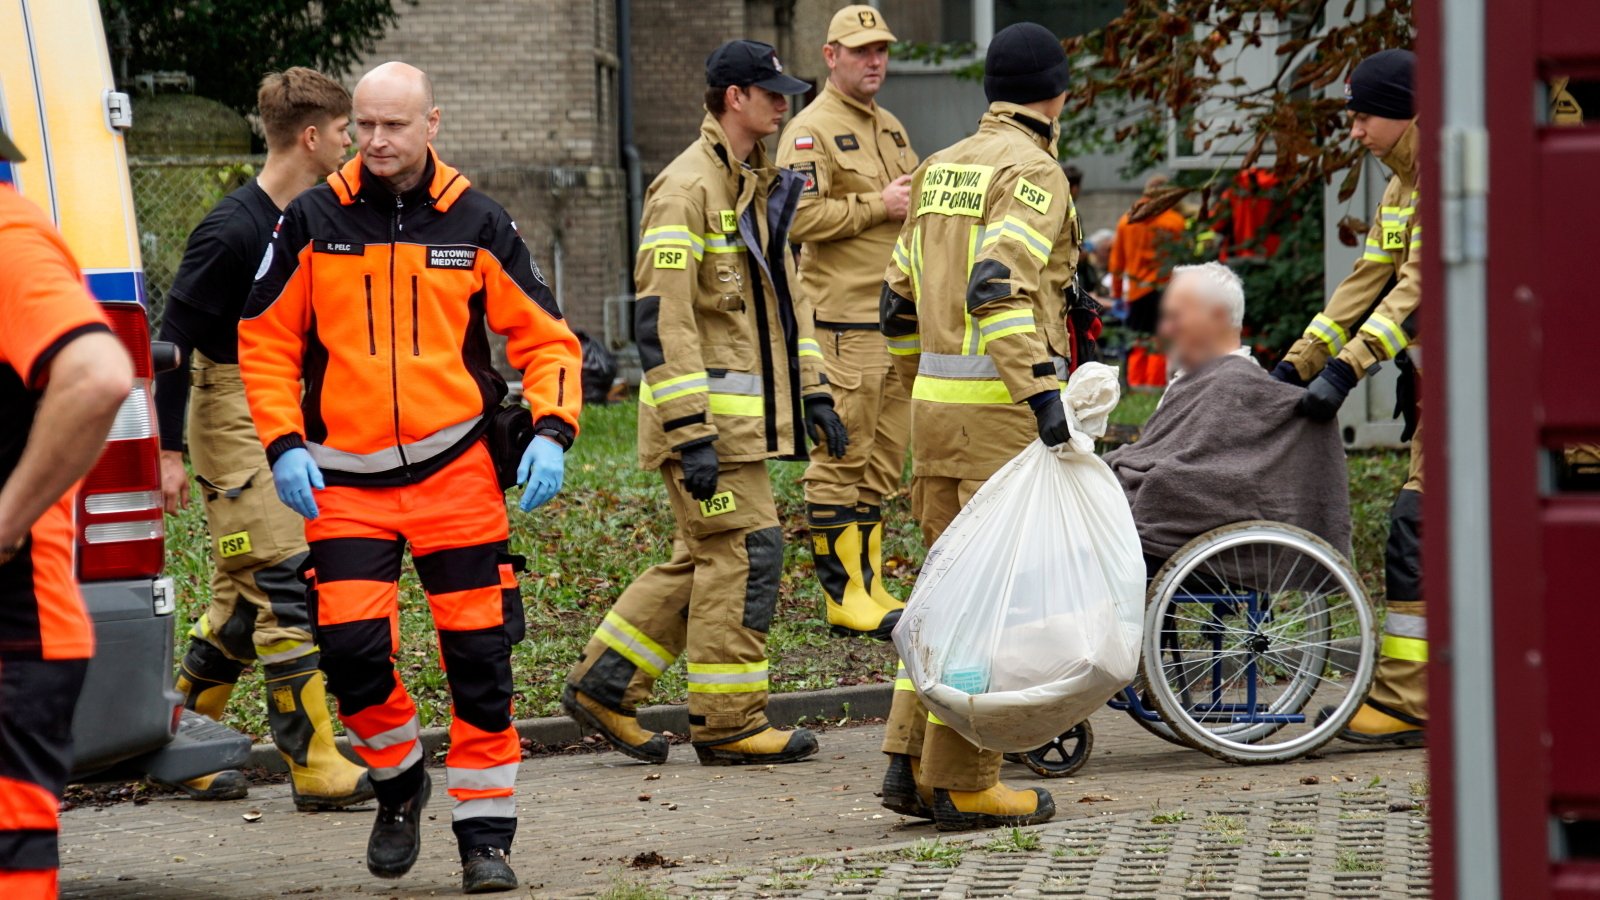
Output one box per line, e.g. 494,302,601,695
128,155,262,323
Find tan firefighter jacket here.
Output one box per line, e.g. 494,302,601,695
1284,121,1422,382
634,113,830,470
778,80,919,326
879,102,1081,480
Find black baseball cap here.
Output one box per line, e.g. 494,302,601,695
706,40,810,95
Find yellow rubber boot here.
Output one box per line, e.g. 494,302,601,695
881,753,935,820
1338,701,1426,747
161,641,250,800
264,656,377,810
932,783,1056,831
855,504,906,612
808,504,899,640
561,686,669,763
695,727,819,766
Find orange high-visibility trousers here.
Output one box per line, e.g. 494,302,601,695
304,442,524,853
0,655,88,900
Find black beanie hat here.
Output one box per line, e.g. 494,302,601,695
984,23,1071,105
1346,49,1416,120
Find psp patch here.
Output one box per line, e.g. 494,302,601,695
699,490,737,518
1382,225,1407,251
718,209,738,233
427,246,478,269
793,161,819,197
834,133,860,152
654,246,689,269
218,531,253,558
1014,177,1053,215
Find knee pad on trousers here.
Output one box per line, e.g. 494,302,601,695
314,620,397,715
438,629,514,734
742,526,784,633
181,637,249,685
574,649,637,711
252,550,313,634
1385,489,1423,602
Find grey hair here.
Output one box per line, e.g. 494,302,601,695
1172,261,1245,328
1088,228,1114,251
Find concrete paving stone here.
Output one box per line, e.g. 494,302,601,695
61,709,1425,898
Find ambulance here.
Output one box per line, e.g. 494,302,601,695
1,0,248,782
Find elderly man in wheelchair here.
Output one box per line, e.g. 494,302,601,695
1009,263,1379,778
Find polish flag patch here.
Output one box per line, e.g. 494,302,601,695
793,135,814,150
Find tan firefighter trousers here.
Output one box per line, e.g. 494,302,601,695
882,475,1001,792
802,327,910,507
567,460,784,743
186,351,314,665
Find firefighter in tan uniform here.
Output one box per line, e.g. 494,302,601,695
1271,50,1425,745
778,5,918,640
564,41,848,766
153,69,372,808
877,24,1080,830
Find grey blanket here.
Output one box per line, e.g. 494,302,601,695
1104,354,1352,577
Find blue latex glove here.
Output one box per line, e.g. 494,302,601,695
517,436,565,512
273,447,324,520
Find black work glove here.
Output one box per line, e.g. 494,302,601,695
1026,390,1072,447
805,396,849,460
1297,358,1359,421
1269,360,1306,387
678,440,720,501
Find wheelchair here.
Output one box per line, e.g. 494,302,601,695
1007,519,1377,776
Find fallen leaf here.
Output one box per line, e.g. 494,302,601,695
241,810,262,823
638,793,652,802
1078,794,1115,803
643,773,661,781
1300,775,1320,785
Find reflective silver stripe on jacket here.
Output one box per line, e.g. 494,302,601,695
306,415,483,474
917,353,1067,380
1384,612,1427,639
708,372,763,395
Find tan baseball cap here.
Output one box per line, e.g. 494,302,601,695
828,5,896,48
0,126,25,162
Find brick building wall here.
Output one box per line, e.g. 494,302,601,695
630,0,747,181
353,0,627,340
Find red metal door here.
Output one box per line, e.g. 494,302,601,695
1424,0,1600,896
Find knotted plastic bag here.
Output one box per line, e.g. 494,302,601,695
893,362,1144,752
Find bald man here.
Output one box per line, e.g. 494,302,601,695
241,61,582,893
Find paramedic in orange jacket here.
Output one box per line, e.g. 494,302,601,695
1108,173,1187,335
0,129,135,900
239,63,581,894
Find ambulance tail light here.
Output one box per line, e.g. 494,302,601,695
77,301,165,581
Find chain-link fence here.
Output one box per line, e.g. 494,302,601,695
129,155,262,323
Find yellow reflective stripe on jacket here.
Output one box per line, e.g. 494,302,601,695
927,711,946,726
640,225,707,260
596,611,675,677
892,236,912,275
1409,224,1422,250
1360,312,1410,357
893,663,914,692
976,308,1036,349
1305,313,1349,354
1363,238,1394,264
909,224,924,300
707,372,764,417
980,215,1053,263
886,333,921,356
639,371,710,406
686,659,769,693
911,376,1014,405
798,338,823,360
1380,634,1428,662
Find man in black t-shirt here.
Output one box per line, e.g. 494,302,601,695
153,68,373,811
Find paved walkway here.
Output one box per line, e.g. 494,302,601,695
59,711,1426,898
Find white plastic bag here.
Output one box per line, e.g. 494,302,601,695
893,362,1145,752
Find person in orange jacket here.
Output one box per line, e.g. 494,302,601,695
239,62,581,893
1108,173,1187,335
0,128,135,900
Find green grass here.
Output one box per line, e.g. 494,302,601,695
595,879,670,900
1334,850,1384,873
163,396,1406,742
984,828,1042,853
1149,808,1191,825
902,838,965,868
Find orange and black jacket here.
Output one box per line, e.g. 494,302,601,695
240,149,582,487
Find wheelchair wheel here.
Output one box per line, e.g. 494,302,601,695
1004,720,1093,778
1141,521,1376,765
